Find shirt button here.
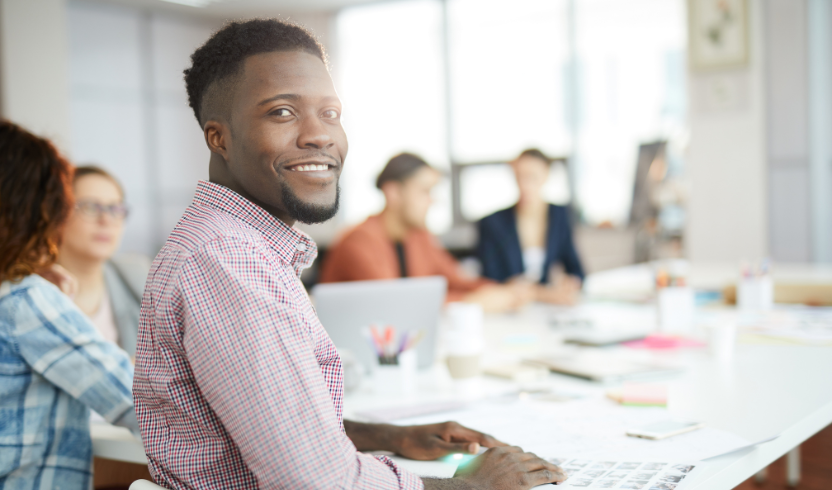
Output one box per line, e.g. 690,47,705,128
297,243,307,252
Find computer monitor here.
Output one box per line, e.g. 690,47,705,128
311,276,447,371
454,158,571,223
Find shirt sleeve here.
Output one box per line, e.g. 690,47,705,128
5,277,135,424
322,231,398,282
180,238,423,490
554,208,585,281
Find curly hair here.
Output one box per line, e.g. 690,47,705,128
0,120,74,283
184,18,326,127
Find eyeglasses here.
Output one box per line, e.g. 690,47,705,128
74,200,129,221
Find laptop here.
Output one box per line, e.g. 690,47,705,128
311,276,447,371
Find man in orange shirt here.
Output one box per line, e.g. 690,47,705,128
320,153,530,313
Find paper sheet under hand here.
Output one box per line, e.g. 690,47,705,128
534,458,702,489
393,397,751,462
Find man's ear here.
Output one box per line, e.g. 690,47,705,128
204,120,230,161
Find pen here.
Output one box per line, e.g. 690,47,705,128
406,330,425,351
370,325,385,353
397,331,410,354
383,326,394,356
361,327,383,357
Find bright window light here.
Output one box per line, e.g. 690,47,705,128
572,0,687,225
336,0,687,230
336,0,449,232
447,0,572,163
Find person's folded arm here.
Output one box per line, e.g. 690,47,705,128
181,238,422,490
8,278,136,430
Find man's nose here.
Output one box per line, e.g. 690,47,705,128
297,115,333,150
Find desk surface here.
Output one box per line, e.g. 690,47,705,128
91,262,832,489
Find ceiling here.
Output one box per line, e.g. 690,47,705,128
81,0,392,19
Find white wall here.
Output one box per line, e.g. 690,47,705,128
808,0,832,263
765,0,811,263
685,0,768,263
66,3,340,255
0,0,73,151
67,1,219,255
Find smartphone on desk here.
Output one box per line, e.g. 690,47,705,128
626,420,704,440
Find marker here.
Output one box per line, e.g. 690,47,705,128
397,331,410,354
406,330,425,351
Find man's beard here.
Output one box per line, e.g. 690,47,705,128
281,181,340,224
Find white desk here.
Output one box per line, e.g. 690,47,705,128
91,262,832,489
341,302,832,489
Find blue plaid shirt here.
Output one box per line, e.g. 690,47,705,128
0,274,136,489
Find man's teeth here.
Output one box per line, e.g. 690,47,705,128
291,164,329,172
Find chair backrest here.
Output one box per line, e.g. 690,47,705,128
129,480,165,490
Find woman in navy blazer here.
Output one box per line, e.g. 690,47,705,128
477,149,585,304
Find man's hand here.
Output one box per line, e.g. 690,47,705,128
344,420,505,461
451,446,567,489
391,421,506,460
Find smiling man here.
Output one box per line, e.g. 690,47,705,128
133,19,565,490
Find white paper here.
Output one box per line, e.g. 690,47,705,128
393,397,751,462
533,458,702,489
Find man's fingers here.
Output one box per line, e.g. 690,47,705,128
528,467,568,485
521,456,565,475
447,424,507,448
434,440,481,455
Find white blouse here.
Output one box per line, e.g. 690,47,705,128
522,246,546,283
89,288,119,346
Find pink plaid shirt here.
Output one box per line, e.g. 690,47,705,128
134,181,423,490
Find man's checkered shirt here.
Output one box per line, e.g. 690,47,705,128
133,181,423,489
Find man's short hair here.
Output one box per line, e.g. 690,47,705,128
184,18,327,127
375,153,432,190
516,148,552,164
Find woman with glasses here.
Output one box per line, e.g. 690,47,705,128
0,120,137,487
57,166,149,357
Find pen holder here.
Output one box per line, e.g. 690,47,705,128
657,286,695,334
737,277,773,313
373,349,417,397
708,322,737,363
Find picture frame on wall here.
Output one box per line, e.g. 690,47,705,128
688,0,749,71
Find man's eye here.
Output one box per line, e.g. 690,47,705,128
322,110,339,119
272,108,292,117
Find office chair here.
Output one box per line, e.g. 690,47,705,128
129,480,166,490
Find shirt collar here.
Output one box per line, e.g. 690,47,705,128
192,181,317,271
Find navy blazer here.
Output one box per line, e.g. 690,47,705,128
477,204,585,284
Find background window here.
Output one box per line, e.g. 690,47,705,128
336,0,450,233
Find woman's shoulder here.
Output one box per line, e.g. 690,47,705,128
2,273,58,296
547,203,572,220
0,274,73,312
479,206,515,225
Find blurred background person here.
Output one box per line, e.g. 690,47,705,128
477,149,585,305
321,153,531,313
0,120,137,488
57,166,149,358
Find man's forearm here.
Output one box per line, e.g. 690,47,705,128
343,420,401,452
